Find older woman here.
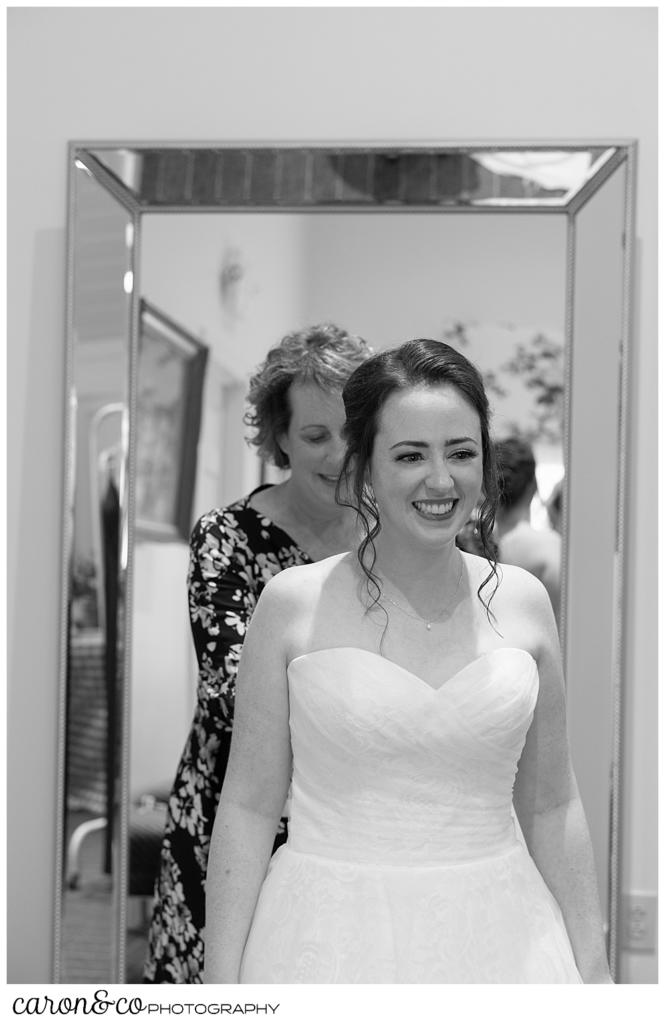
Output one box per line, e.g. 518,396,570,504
143,323,370,983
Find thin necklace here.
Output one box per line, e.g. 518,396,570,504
381,559,464,630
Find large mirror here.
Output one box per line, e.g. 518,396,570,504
54,143,635,983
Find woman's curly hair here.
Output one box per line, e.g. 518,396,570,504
337,339,501,623
244,323,371,468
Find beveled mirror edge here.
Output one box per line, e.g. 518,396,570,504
75,150,140,216
115,216,142,983
566,147,628,218
54,137,637,983
609,140,637,980
558,212,574,670
560,141,637,979
54,145,141,983
53,147,80,983
71,138,636,216
71,136,639,150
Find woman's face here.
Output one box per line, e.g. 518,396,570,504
369,383,484,552
278,381,348,509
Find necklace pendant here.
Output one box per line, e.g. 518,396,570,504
426,622,432,630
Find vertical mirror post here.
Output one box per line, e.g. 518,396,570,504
565,158,630,975
54,154,136,983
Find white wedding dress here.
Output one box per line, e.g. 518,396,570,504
239,646,582,983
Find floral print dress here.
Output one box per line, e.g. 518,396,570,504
143,488,312,983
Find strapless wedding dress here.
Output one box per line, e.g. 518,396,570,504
239,646,582,983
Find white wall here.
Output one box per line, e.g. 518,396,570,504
301,212,565,344
300,212,566,443
7,7,657,982
141,213,310,380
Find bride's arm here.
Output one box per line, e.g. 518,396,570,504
512,574,612,984
203,574,295,984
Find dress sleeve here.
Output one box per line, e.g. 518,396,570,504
187,511,257,731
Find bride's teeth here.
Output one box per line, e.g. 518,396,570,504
415,500,453,514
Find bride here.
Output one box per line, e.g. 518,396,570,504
203,339,611,984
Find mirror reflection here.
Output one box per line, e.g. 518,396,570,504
58,144,632,984
60,163,132,981
139,210,568,982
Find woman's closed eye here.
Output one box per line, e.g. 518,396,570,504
302,431,330,444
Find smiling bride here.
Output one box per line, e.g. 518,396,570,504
203,339,611,984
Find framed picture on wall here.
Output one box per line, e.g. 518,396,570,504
135,299,208,541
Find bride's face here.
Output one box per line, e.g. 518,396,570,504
368,384,484,552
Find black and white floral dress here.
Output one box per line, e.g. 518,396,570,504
143,488,312,983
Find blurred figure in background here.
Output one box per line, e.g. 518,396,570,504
547,478,564,535
456,504,498,560
494,436,561,625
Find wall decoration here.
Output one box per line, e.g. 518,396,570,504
135,300,208,541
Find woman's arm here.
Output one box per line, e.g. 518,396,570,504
203,572,296,983
512,574,612,984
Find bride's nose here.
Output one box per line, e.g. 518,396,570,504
426,458,454,491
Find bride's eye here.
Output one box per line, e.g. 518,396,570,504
396,452,423,463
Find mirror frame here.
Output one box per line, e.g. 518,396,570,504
55,139,636,983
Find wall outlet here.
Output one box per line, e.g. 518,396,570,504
622,892,658,952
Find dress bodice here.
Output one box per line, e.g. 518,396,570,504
242,647,581,984
287,646,538,866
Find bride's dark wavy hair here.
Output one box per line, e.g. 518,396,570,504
336,339,500,622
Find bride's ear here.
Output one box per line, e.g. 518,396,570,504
362,475,376,505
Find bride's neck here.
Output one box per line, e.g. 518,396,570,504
372,538,462,592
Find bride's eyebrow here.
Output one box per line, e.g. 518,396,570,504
389,436,478,450
444,436,479,446
389,440,427,450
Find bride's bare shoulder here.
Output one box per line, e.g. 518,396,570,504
263,552,353,601
472,555,556,635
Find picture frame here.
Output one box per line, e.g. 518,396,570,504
135,299,208,541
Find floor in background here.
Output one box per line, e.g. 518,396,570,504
60,809,151,983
